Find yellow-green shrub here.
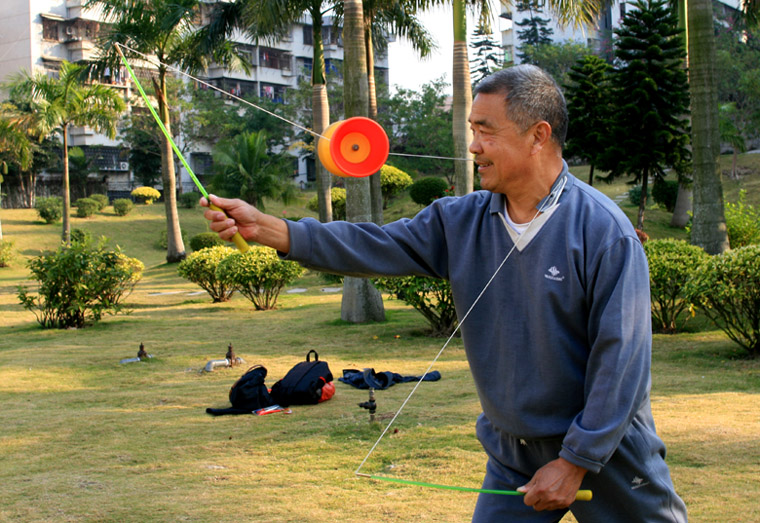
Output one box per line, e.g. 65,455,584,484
643,239,709,333
216,247,305,310
177,246,237,302
684,245,760,358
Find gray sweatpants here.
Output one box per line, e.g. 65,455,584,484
472,415,688,522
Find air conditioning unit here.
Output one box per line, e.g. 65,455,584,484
119,162,129,171
65,26,74,35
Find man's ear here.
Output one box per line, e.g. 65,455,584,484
530,121,553,154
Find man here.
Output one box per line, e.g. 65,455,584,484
203,65,688,522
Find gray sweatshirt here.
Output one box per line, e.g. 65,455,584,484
284,164,653,474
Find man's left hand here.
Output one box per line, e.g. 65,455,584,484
517,457,588,511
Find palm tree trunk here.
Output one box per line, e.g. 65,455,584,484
453,0,474,196
341,0,385,323
637,167,649,230
62,123,71,245
688,0,729,254
311,11,332,223
364,15,383,226
156,71,186,263
670,183,692,228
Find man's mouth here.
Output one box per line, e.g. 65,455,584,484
475,159,493,172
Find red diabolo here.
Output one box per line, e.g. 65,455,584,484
318,117,389,178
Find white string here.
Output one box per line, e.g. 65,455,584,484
114,42,323,139
113,42,473,163
355,175,567,476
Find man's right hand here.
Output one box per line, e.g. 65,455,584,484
200,194,291,254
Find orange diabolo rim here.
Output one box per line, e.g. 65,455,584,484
317,117,389,178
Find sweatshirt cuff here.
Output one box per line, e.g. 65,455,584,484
278,218,313,261
559,446,603,474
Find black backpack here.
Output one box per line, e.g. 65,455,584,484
206,365,275,416
270,350,334,407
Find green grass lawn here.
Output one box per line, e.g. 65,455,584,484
0,157,758,522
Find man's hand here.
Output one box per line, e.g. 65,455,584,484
517,458,588,511
201,194,290,253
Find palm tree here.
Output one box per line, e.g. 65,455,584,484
0,110,34,240
200,0,338,224
9,61,125,244
210,130,296,209
88,0,237,262
341,0,386,323
451,0,475,196
359,0,435,222
686,0,730,254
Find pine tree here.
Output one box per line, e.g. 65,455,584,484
470,26,504,86
563,54,613,187
602,0,690,230
515,0,554,63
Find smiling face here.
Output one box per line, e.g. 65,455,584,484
468,93,536,195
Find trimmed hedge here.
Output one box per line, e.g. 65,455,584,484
35,196,63,224
113,198,134,216
409,177,448,206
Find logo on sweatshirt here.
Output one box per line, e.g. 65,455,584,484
544,266,565,282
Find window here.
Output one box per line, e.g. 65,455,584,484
42,19,59,41
303,25,313,46
259,47,292,71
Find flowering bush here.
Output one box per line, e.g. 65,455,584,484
131,186,161,204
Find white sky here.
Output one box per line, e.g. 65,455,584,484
387,6,495,95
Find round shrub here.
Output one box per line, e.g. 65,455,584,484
409,177,448,206
652,179,679,212
643,239,708,333
35,196,63,224
684,245,760,358
131,186,161,204
89,194,109,211
0,239,15,268
216,246,305,310
190,232,224,252
75,197,99,218
70,228,93,245
380,164,413,208
113,198,134,216
177,245,238,302
307,187,347,220
627,185,651,207
179,191,200,209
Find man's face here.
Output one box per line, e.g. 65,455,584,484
468,93,535,194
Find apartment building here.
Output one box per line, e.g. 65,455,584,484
0,0,389,199
497,0,743,65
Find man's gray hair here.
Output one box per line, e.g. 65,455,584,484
474,65,568,148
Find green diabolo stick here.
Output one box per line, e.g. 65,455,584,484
115,44,249,253
357,474,593,501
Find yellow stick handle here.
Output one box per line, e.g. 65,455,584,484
209,203,249,253
575,490,593,501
